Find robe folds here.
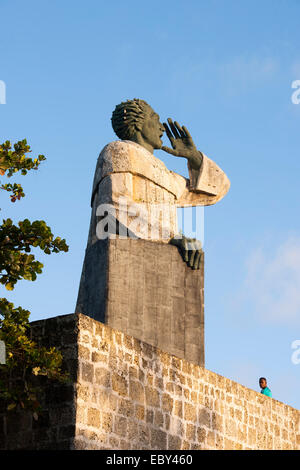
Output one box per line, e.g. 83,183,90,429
87,140,230,243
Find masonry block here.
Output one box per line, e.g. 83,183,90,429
76,239,205,366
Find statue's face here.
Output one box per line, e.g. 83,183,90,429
140,109,165,150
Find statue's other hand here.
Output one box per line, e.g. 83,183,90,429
161,118,203,171
170,235,203,270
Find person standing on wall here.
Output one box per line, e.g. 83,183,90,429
259,377,272,397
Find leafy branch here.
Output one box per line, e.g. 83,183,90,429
0,139,69,414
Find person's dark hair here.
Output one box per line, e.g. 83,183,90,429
259,377,267,382
111,99,152,140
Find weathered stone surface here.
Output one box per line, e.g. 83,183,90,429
76,238,205,367
0,313,299,450
92,139,230,217
0,314,78,450
83,139,230,248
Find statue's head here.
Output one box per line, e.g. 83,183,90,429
111,98,165,154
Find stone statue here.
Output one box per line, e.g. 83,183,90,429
75,101,230,361
86,99,230,269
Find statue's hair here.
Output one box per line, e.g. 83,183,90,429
111,99,152,140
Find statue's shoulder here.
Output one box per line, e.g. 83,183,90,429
98,140,137,160
92,140,184,201
96,140,169,176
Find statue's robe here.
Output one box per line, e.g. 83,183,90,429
86,140,230,244
75,140,230,313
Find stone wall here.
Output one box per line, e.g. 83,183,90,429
74,314,300,450
0,314,78,450
0,313,299,450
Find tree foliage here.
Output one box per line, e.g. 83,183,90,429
0,139,69,414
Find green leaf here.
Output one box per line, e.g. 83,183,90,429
5,283,14,291
7,403,16,411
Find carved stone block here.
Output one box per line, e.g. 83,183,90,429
76,239,204,366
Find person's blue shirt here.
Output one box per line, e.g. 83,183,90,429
261,386,272,397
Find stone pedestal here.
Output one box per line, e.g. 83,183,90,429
76,239,204,367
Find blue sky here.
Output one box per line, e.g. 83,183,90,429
1,0,300,409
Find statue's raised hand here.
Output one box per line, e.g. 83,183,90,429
162,118,203,171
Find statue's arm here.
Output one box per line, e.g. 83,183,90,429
161,119,230,269
186,153,230,199
162,118,230,206
170,158,230,208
